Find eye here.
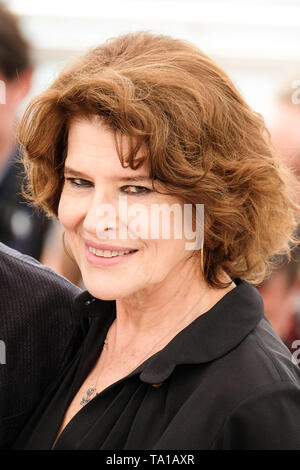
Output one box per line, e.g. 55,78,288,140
121,185,151,194
65,177,93,188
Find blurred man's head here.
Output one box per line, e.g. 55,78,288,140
269,84,300,187
0,2,32,165
263,81,300,341
259,248,300,340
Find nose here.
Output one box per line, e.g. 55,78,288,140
82,188,118,239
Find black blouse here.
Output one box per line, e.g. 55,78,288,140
13,279,300,450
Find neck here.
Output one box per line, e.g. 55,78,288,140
110,260,235,355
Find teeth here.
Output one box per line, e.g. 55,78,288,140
89,247,135,257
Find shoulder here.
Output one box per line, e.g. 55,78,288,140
0,244,84,444
200,280,300,394
207,317,300,449
210,379,300,449
226,314,300,391
0,243,84,368
205,314,300,406
0,242,80,301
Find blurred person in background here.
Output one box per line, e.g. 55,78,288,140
0,6,85,450
0,241,85,449
269,83,300,190
259,83,300,355
0,2,49,260
0,3,81,284
258,247,300,353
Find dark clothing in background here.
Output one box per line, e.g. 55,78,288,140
0,148,50,260
14,278,300,450
0,243,85,449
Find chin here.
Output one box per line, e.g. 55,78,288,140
83,281,117,301
83,277,137,302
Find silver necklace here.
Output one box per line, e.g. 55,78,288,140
79,293,208,407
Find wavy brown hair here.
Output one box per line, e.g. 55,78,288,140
18,31,300,288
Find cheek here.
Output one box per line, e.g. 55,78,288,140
57,190,84,230
149,239,186,272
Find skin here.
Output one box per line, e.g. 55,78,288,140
56,116,236,439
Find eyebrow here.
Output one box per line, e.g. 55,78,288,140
63,167,151,183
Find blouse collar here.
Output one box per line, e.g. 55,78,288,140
73,278,264,384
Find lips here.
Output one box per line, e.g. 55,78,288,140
85,243,139,267
84,239,138,252
88,246,137,257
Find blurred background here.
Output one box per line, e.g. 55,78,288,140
4,0,300,122
1,0,300,356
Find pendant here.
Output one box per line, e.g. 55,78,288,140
80,387,98,407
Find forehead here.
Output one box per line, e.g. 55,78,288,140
67,116,121,152
66,116,150,176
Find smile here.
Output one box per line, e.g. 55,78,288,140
88,247,137,258
86,245,139,267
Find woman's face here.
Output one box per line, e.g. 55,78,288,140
58,116,199,300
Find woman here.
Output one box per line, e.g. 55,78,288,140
14,32,300,450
